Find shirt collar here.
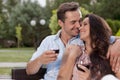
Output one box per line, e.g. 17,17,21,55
54,29,79,42
54,30,61,40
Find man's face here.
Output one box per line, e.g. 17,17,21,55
60,10,82,37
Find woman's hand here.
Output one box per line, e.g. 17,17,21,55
73,64,91,80
65,44,82,59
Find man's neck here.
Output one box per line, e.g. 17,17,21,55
60,32,72,46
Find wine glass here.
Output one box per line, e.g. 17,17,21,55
47,41,59,78
76,47,91,72
76,60,90,72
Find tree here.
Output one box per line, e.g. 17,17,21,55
49,10,60,34
0,0,3,13
48,0,91,10
116,29,120,36
0,0,19,39
89,0,120,20
15,24,22,48
8,0,51,48
5,0,20,13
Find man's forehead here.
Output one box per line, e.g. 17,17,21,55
64,10,82,21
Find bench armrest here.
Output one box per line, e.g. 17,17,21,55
12,67,46,80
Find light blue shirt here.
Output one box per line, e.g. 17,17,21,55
30,30,115,80
30,30,83,80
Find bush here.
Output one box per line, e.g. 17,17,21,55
106,19,120,35
49,10,60,34
116,29,120,36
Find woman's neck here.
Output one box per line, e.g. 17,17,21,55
84,40,92,54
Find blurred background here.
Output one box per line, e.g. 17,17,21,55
0,0,120,48
0,0,120,79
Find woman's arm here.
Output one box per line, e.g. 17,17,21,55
57,45,82,80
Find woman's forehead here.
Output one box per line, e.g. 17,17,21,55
83,17,89,22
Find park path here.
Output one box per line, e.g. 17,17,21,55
0,62,27,68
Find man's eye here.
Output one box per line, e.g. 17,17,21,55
71,21,75,24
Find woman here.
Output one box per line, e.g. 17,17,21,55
57,14,120,80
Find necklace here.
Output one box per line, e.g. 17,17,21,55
60,34,67,47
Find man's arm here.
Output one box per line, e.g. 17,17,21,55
107,38,120,73
26,50,57,75
26,56,42,75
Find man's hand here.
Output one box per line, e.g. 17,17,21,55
40,50,58,64
107,39,120,73
26,50,58,75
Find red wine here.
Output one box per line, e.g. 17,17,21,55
76,64,90,72
53,49,59,54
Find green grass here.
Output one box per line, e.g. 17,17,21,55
0,68,11,75
0,47,35,75
0,47,35,62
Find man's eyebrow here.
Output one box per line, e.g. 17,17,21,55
70,20,76,23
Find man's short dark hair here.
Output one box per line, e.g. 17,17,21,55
57,2,79,22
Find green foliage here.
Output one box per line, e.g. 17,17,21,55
5,0,20,13
8,1,51,47
15,24,22,41
49,0,91,10
0,0,18,40
0,15,12,39
1,0,120,47
89,0,120,20
80,7,91,18
49,10,60,34
15,24,22,48
106,19,120,35
0,0,3,13
116,29,120,36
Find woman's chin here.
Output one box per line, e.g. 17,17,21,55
80,36,85,40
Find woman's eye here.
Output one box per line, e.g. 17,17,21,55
84,23,87,26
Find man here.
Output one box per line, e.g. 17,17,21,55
26,2,120,80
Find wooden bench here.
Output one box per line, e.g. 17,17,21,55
11,67,46,80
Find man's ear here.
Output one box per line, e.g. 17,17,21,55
58,20,64,28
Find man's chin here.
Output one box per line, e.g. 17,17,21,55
73,33,79,37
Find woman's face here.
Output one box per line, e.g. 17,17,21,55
79,17,90,41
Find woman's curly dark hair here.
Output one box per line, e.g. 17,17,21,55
85,14,114,79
